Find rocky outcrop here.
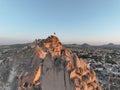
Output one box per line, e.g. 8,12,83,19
0,35,102,90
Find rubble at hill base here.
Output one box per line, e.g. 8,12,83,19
0,35,101,90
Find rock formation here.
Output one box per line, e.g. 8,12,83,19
0,35,102,90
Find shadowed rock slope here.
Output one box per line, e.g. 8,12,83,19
0,35,102,90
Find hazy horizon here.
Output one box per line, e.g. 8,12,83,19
0,0,120,45
0,37,119,46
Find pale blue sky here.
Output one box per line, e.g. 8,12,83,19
0,0,120,45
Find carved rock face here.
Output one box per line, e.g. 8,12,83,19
35,45,46,59
0,35,102,90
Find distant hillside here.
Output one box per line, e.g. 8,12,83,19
64,43,120,49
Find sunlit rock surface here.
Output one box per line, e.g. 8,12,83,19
0,35,101,90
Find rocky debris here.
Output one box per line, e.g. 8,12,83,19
0,35,101,90
66,45,120,90
85,59,120,90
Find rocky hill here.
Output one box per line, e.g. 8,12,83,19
0,35,101,90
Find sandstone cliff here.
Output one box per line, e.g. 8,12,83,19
0,35,101,90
